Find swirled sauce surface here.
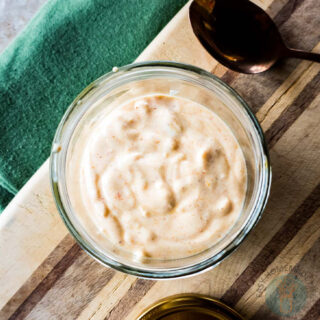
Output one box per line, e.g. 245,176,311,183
68,95,246,259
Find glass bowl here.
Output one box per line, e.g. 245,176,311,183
50,61,271,279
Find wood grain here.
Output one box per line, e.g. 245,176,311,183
221,182,320,307
0,234,75,319
238,207,320,318
1,0,320,319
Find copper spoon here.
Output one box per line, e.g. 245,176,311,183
189,0,320,74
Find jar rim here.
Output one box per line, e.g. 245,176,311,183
50,61,271,279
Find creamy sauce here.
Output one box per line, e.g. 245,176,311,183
67,95,246,259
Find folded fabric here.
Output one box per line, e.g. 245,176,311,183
0,0,187,212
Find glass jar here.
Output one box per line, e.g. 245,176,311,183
137,294,245,320
50,61,271,279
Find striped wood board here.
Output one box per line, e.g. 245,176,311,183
1,0,320,319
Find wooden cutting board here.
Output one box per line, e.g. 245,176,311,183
1,0,320,319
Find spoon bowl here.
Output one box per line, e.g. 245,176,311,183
189,0,320,74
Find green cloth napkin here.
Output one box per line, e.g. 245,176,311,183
0,0,187,212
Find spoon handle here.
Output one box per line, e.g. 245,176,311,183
286,48,320,63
